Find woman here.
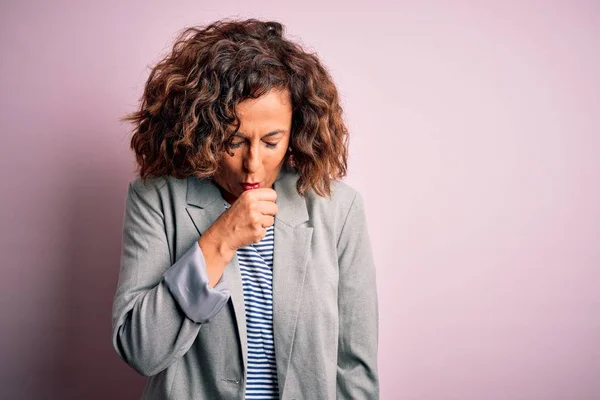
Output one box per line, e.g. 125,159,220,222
112,18,379,399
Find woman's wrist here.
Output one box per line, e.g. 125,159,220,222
198,229,235,287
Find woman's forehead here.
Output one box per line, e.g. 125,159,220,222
236,88,292,114
234,89,292,132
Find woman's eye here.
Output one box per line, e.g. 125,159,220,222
229,141,244,149
228,141,278,149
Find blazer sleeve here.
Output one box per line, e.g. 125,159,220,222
336,191,380,399
111,182,229,377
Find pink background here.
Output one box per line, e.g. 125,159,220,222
1,1,599,399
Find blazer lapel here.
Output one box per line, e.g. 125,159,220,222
185,177,249,376
272,166,314,392
184,166,313,392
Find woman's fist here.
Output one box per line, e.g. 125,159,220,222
211,188,278,251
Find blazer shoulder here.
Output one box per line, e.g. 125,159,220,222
304,179,362,224
129,175,190,195
325,179,361,210
127,175,188,209
330,179,359,202
129,175,168,193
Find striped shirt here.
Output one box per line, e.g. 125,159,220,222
224,202,279,399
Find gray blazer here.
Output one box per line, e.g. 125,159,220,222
112,165,379,399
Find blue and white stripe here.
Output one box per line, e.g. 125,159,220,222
225,203,279,399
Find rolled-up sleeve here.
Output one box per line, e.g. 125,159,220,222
163,242,230,324
112,182,233,376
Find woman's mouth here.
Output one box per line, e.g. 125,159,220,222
242,182,261,191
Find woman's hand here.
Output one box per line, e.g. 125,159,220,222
218,187,278,249
198,188,278,287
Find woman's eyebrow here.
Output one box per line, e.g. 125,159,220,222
234,130,287,139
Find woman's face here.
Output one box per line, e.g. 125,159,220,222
213,88,292,204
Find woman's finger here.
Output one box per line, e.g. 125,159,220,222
261,215,275,228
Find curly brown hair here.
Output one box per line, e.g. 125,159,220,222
124,18,349,197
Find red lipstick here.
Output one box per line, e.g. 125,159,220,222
242,182,261,191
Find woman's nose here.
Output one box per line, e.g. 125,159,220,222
243,146,261,173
